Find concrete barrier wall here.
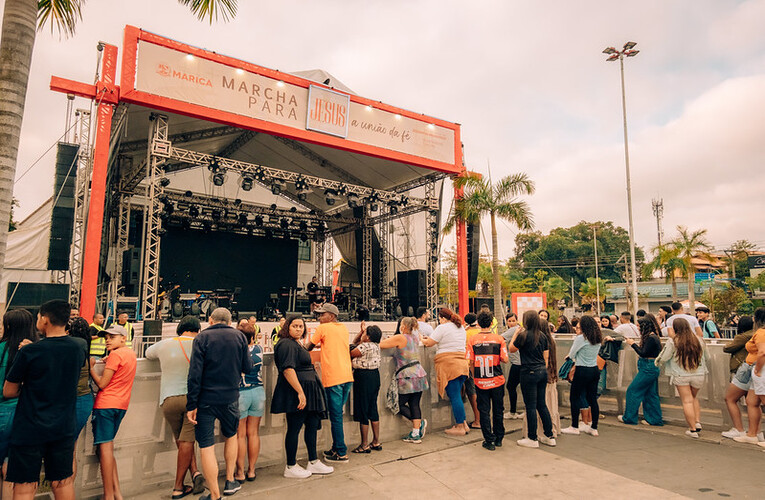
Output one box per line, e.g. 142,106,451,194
73,337,739,498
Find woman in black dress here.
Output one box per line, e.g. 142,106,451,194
271,315,334,479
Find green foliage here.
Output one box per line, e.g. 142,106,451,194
579,277,608,308
701,286,751,325
746,272,765,292
512,220,644,295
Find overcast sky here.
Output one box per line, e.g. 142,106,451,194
6,0,765,260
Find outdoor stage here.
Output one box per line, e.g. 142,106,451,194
48,25,471,323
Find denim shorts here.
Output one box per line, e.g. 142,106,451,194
75,393,94,437
238,386,265,419
195,402,239,448
0,405,16,462
92,408,127,445
731,363,753,391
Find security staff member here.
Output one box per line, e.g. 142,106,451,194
89,313,107,356
115,311,134,349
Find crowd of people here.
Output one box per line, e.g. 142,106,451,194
0,298,763,499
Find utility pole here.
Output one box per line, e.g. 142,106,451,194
652,198,664,248
593,225,601,316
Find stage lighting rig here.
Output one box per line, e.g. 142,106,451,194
238,213,248,224
271,179,286,195
280,217,291,229
347,193,360,208
254,215,264,226
299,221,308,232
159,177,171,187
297,189,311,201
212,170,226,186
294,176,309,191
208,156,221,172
366,191,380,212
188,205,200,218
211,208,222,220
324,189,337,206
387,200,399,214
253,167,267,182
240,175,254,191
300,232,308,242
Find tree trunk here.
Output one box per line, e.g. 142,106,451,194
687,260,695,312
0,0,38,294
490,211,505,330
671,274,678,302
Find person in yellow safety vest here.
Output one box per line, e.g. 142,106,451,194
115,311,133,349
270,316,285,347
479,303,499,334
89,313,107,357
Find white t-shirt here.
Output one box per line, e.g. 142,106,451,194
417,321,435,337
666,313,701,332
430,322,466,355
614,322,640,339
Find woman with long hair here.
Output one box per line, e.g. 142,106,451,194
380,317,429,444
508,310,555,448
270,315,333,478
721,315,755,439
422,307,469,436
561,315,602,436
655,317,707,438
0,309,39,497
67,317,94,439
618,316,663,426
556,315,572,334
732,307,765,445
235,323,264,483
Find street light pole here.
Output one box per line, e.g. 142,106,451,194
593,225,601,316
604,42,640,316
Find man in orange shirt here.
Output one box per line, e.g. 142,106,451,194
308,303,353,462
466,311,508,451
89,325,137,500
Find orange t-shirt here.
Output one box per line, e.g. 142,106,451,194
311,322,353,388
745,328,765,365
465,326,481,347
94,346,137,410
466,331,508,390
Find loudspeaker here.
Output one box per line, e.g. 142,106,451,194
47,143,79,270
466,223,480,290
397,269,426,316
142,319,163,338
6,282,69,311
121,248,142,296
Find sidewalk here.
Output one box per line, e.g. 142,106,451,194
133,416,763,500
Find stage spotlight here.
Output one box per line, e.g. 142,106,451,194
336,185,347,196
430,221,438,230
233,198,242,206
290,207,297,213
238,213,248,224
211,209,222,220
324,189,337,206
188,205,200,218
294,176,308,191
212,170,226,186
271,179,286,195
254,215,264,226
369,202,379,212
184,190,193,197
241,175,254,191
208,156,220,172
297,189,311,201
431,255,438,263
163,201,175,215
400,195,409,207
347,193,360,208
270,203,277,210
387,200,398,214
318,221,328,231
264,228,273,238
300,232,308,242
299,221,308,232
253,167,267,182
159,177,171,187
280,217,290,229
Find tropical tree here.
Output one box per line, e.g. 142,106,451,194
642,244,685,302
544,276,569,306
669,226,713,312
0,0,237,289
444,172,535,328
578,277,608,312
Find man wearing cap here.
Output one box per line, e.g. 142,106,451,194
89,323,137,500
307,303,353,463
696,307,720,339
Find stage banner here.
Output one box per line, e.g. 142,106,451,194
134,40,455,164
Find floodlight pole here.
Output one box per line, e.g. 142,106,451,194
606,43,640,316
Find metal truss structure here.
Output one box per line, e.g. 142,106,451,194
377,206,390,315
140,114,168,320
362,206,373,308
425,182,439,311
314,238,325,286
67,109,92,306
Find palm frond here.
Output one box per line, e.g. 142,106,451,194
37,0,84,37
493,173,535,202
178,0,238,23
494,201,534,231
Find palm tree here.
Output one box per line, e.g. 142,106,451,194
579,277,608,311
669,226,713,312
642,244,685,302
444,172,535,328
0,0,236,288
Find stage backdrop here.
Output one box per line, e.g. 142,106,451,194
160,228,298,312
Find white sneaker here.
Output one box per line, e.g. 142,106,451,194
695,422,702,431
516,438,539,448
758,432,764,442
617,415,624,423
578,423,592,432
734,434,759,444
284,464,312,479
538,435,556,447
514,412,525,420
503,411,514,419
560,426,580,435
306,460,334,475
583,428,599,437
722,428,744,439
685,430,699,439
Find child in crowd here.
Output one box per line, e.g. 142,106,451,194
2,300,86,499
89,324,138,500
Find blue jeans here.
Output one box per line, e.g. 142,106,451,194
444,375,467,425
75,393,94,437
325,382,351,456
597,364,608,395
623,358,663,425
0,404,16,461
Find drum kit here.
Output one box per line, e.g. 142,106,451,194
161,287,239,321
